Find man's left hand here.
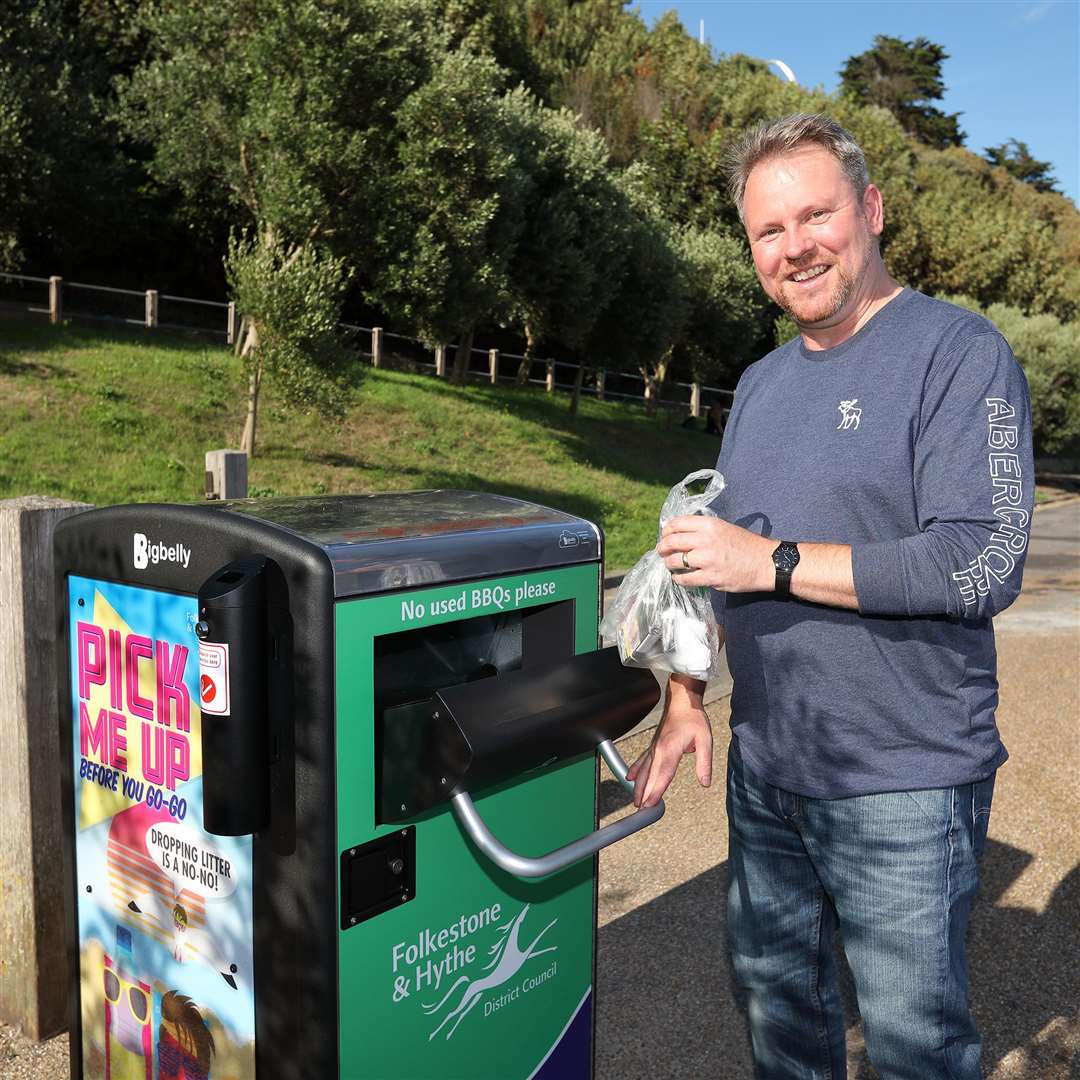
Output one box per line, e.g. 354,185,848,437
657,515,774,593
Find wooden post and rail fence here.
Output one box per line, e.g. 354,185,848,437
3,272,734,420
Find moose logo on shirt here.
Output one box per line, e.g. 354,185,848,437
837,399,862,431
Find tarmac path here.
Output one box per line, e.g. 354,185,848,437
596,498,1079,1079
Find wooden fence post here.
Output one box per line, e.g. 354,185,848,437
48,276,62,325
596,369,606,401
204,450,249,499
371,327,383,368
145,289,158,329
1,496,92,1039
690,382,701,418
545,361,555,394
226,301,239,346
435,345,447,377
488,349,499,385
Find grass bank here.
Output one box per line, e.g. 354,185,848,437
0,317,723,569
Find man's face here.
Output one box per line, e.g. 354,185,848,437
742,146,883,327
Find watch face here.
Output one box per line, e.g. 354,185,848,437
773,542,800,573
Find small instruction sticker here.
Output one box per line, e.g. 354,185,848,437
198,641,230,716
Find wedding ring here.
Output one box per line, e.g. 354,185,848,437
681,551,691,570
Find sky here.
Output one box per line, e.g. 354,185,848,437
634,0,1080,204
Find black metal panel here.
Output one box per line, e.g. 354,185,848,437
379,699,471,824
54,503,337,1080
440,646,659,796
197,555,273,837
378,647,660,823
521,599,575,670
340,827,415,930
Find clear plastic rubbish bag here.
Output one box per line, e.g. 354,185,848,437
600,469,726,681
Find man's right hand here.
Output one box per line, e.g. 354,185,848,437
625,673,713,808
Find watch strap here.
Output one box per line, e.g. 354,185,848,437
772,540,800,597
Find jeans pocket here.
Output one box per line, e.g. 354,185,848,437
903,786,950,827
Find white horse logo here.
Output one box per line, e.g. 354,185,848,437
837,399,861,430
423,904,557,1041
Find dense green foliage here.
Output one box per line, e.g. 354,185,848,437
1,0,1075,449
0,0,220,285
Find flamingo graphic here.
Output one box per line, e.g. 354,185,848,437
422,905,557,1041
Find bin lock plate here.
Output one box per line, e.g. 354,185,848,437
340,827,415,929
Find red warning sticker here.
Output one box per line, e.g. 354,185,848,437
198,641,230,716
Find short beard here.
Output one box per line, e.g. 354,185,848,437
778,235,875,328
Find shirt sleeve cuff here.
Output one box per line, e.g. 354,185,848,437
851,540,907,616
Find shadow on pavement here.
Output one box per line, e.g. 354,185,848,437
597,839,1079,1079
970,841,1080,1077
595,861,752,1079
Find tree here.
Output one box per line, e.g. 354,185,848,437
0,36,32,269
115,0,433,454
0,0,152,275
582,169,688,417
984,139,1059,194
672,225,766,388
364,49,530,384
224,234,353,458
910,148,1075,320
517,0,638,108
840,35,964,149
499,89,627,384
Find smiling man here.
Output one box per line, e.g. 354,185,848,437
627,114,1034,1078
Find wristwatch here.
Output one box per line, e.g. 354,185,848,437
771,541,800,597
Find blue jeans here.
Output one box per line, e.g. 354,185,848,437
726,743,995,1080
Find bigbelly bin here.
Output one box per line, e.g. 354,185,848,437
54,491,664,1080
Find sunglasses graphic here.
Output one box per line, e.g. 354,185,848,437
103,969,151,1025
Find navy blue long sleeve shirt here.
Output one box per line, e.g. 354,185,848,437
712,289,1034,798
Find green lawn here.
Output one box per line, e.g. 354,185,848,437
0,316,724,570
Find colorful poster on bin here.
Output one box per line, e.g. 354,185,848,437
69,576,255,1080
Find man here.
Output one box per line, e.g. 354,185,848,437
626,114,1033,1079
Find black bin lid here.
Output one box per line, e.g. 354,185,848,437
212,490,601,597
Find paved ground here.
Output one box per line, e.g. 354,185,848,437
594,498,1080,1080
4,500,1077,1079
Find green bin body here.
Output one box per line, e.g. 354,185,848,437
54,492,654,1080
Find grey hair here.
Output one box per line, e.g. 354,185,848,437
726,113,870,222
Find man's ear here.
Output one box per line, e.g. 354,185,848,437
863,183,885,237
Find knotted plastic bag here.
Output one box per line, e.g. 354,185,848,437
600,469,726,681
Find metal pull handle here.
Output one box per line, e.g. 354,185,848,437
450,740,664,879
